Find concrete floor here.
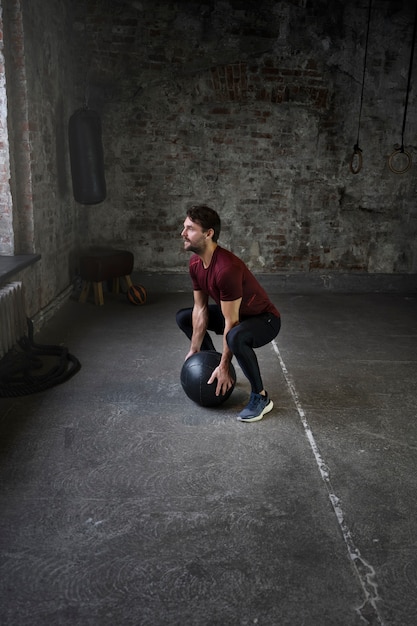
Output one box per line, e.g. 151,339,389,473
0,288,416,626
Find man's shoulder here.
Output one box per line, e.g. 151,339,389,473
215,246,244,271
213,247,245,286
215,246,241,263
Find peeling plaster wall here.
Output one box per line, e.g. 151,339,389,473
0,4,15,254
2,0,81,318
71,0,417,277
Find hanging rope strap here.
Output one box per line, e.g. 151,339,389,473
350,0,372,174
388,1,417,174
349,146,363,175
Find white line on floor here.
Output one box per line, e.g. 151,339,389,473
271,339,384,626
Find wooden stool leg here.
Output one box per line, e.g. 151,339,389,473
112,277,120,294
125,275,133,289
93,282,104,306
79,281,91,303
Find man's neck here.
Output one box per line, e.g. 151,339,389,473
199,242,218,269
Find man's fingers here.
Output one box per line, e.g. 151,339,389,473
207,366,232,396
207,372,216,385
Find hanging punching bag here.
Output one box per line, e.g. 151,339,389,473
68,108,106,205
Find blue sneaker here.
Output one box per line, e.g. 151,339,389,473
237,392,273,422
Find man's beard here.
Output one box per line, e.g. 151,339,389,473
183,239,204,254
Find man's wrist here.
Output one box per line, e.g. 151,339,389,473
219,354,232,368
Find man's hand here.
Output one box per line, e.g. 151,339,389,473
207,362,235,396
185,349,198,361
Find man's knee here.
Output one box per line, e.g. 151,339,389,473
176,307,192,330
227,324,250,353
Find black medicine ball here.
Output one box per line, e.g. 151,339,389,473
180,351,236,407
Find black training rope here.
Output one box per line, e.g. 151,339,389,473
350,0,372,174
388,2,417,173
0,319,81,397
400,1,417,151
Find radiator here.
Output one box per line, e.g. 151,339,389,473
0,282,27,360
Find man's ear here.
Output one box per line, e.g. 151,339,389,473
206,228,214,240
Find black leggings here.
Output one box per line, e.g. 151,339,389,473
176,305,281,394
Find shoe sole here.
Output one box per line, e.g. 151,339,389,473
237,399,274,423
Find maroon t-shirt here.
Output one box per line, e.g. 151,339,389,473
189,246,280,319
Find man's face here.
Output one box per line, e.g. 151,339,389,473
181,217,209,254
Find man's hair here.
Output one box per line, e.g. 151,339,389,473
186,205,221,243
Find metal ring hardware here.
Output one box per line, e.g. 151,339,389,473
388,148,412,174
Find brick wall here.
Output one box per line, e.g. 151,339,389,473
1,0,80,317
71,0,417,275
2,0,417,327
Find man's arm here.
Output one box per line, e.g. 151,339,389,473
207,297,241,396
185,290,209,359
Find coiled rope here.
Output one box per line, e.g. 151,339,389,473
0,319,81,397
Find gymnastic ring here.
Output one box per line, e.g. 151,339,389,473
349,148,363,174
388,148,412,174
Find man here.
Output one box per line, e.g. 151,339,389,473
176,204,281,422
